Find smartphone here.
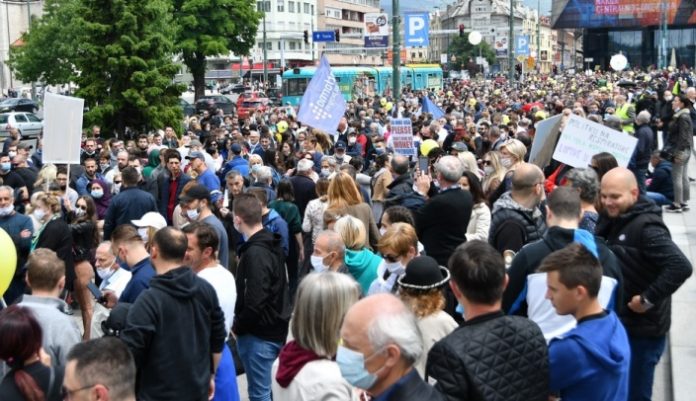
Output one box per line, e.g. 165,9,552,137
87,281,103,300
418,156,429,175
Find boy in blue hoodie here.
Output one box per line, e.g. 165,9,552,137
540,242,630,401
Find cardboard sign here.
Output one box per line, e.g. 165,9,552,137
42,93,84,164
529,114,563,168
390,118,415,156
552,115,638,168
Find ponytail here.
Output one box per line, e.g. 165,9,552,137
14,369,46,401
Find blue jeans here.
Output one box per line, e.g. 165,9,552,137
646,191,671,206
213,344,240,401
631,167,648,195
236,335,282,401
628,335,666,401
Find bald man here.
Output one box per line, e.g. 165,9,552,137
337,293,442,400
596,167,692,401
489,163,547,254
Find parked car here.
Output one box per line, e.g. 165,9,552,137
180,98,195,117
195,95,236,115
237,93,270,119
0,112,43,138
0,98,39,113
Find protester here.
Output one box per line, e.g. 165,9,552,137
328,172,380,250
131,211,168,252
104,225,155,306
646,150,674,206
368,222,418,295
666,94,694,212
563,168,600,233
461,171,491,242
0,184,33,304
272,272,361,400
103,166,159,240
301,177,329,245
333,215,381,295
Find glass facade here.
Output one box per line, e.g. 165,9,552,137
583,26,696,69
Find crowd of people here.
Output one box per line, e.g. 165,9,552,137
0,66,694,401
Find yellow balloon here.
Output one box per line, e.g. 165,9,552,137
277,120,288,134
385,102,393,111
0,228,17,297
420,139,440,157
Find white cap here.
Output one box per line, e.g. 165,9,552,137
131,212,167,230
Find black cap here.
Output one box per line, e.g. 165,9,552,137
179,184,211,203
398,256,450,291
335,141,347,150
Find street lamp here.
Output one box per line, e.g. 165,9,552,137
468,31,482,74
610,53,628,71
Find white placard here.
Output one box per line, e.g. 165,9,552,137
390,118,415,156
529,114,562,168
364,13,389,37
552,115,638,168
42,93,84,164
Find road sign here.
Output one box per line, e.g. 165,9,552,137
404,12,429,47
313,31,335,42
364,36,388,48
515,35,530,56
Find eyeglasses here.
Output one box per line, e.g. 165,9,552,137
61,383,103,399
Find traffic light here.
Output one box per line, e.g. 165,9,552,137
304,30,309,44
335,29,340,42
459,24,464,37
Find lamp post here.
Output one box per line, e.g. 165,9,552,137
508,0,514,83
536,0,540,73
468,30,482,74
391,0,400,114
262,13,268,86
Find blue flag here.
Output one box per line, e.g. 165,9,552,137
421,95,445,119
297,56,346,134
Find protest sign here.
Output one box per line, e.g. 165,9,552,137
390,118,415,156
552,114,637,168
42,93,84,164
529,114,563,168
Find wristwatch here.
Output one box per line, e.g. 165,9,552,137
640,295,654,310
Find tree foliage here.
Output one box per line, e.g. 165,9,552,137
173,0,261,99
447,37,497,71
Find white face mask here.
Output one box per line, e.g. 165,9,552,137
348,137,357,145
186,208,200,221
138,227,149,243
8,151,16,159
33,208,46,221
500,157,513,169
383,260,405,276
484,165,495,176
74,207,86,217
311,255,330,273
321,168,331,177
96,266,115,280
0,204,14,217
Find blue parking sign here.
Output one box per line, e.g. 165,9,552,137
516,35,530,56
404,12,429,48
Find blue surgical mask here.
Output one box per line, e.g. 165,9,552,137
336,345,382,390
91,189,104,199
0,162,10,172
456,303,465,316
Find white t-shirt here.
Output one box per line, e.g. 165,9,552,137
198,264,237,339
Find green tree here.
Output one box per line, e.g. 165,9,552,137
72,0,184,133
8,0,81,86
173,0,261,100
447,36,496,72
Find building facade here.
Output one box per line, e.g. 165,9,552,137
317,0,382,66
0,0,44,95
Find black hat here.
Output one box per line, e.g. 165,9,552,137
398,256,450,291
179,183,211,203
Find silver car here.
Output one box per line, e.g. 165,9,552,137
0,111,43,138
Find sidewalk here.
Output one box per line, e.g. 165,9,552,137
664,158,696,401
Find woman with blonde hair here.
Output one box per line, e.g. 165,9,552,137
313,130,332,154
481,151,506,202
333,215,381,294
327,172,380,250
272,272,361,401
397,256,457,377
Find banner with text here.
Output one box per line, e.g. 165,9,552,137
552,115,638,168
390,118,415,156
42,93,84,164
364,13,389,48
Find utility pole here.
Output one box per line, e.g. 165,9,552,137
508,0,514,83
536,0,540,73
27,0,36,100
391,0,400,113
263,13,268,86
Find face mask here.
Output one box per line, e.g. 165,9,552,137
310,255,330,273
321,168,331,177
336,346,381,390
96,266,115,281
348,137,357,145
0,162,10,172
0,204,14,217
456,303,465,316
100,163,110,170
91,190,104,199
186,208,200,221
500,157,513,169
74,208,86,217
379,227,387,236
384,260,405,276
8,151,16,159
664,96,673,102
138,227,149,242
484,165,495,175
33,208,46,221
59,184,67,191
113,183,121,193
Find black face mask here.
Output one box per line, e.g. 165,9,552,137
59,184,67,190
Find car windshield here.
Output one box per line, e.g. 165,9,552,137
241,101,262,108
0,115,8,124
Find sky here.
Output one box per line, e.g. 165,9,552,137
379,0,552,16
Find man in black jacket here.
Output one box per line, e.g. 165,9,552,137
338,293,443,401
231,193,290,401
103,167,158,240
120,227,226,401
426,240,548,401
503,186,623,341
383,155,425,212
596,167,692,401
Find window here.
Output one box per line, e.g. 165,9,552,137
256,1,270,12
304,2,310,13
289,41,296,50
14,114,27,123
288,1,294,13
311,4,314,15
277,0,284,12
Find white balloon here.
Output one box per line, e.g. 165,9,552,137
468,31,482,46
610,54,628,71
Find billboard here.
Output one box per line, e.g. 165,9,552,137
364,13,389,48
553,0,696,29
494,31,509,57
